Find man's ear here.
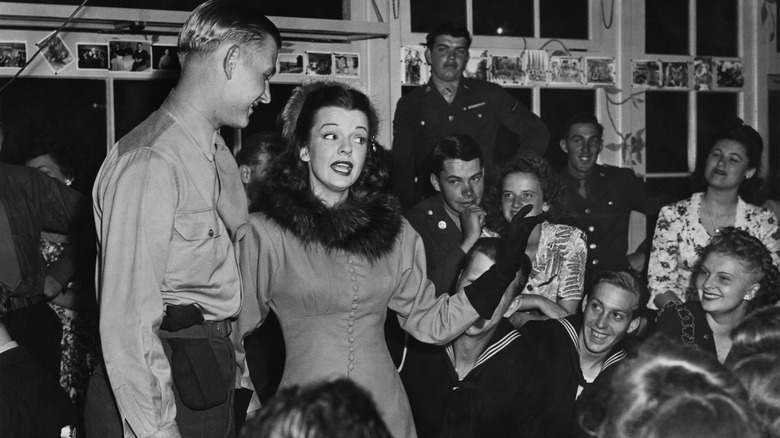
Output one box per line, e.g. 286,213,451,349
223,45,241,80
424,47,432,65
559,139,569,154
430,174,441,192
627,316,641,334
504,295,523,318
581,295,589,313
239,165,251,184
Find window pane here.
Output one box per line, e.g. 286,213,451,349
539,88,596,171
240,84,297,142
6,0,344,18
411,0,467,34
494,88,534,165
0,78,107,194
645,0,689,55
696,0,737,57
540,0,589,40
769,89,780,183
114,79,177,140
473,0,533,37
645,91,688,173
695,92,738,173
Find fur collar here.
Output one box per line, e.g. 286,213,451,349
254,185,403,262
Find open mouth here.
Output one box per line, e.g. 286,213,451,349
331,161,353,175
589,327,609,342
701,291,721,301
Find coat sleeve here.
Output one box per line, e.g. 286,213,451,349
232,216,279,390
490,85,550,157
93,149,179,438
391,99,417,213
387,222,480,344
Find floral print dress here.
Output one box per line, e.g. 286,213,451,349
40,233,99,404
648,193,780,309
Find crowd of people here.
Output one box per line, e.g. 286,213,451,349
1,1,780,437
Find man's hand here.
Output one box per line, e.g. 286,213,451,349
42,275,63,299
459,205,485,253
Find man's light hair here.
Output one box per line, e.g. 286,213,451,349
178,0,281,64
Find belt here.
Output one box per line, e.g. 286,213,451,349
9,294,47,311
158,320,232,339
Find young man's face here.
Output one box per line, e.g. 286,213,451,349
560,122,602,178
431,158,483,216
580,282,639,357
426,35,469,83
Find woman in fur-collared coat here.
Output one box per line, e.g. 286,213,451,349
233,81,533,438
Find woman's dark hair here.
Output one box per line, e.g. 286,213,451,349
484,154,565,235
596,335,759,438
729,306,780,362
239,378,392,438
274,81,388,199
697,227,780,312
692,118,764,202
24,138,77,182
730,352,780,437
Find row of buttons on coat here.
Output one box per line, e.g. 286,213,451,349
347,256,358,371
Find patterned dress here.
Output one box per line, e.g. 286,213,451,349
521,221,587,304
40,233,99,404
648,193,780,309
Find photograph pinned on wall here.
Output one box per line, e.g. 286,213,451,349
631,60,662,87
0,42,27,69
693,57,714,90
77,44,108,70
489,55,525,85
522,49,549,85
662,61,689,89
401,45,429,85
549,56,583,85
152,45,180,71
585,57,615,85
714,59,744,88
278,53,304,74
464,49,489,81
334,52,359,77
109,41,151,72
306,51,333,76
36,32,74,73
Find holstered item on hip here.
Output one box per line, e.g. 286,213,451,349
160,305,231,410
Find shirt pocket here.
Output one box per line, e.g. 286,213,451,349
166,209,222,291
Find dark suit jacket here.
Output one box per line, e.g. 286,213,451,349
560,164,652,285
406,195,465,296
0,345,76,437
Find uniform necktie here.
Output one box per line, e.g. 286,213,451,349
578,178,587,200
214,132,248,243
0,199,21,292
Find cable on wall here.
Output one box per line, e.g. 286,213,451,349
0,0,89,96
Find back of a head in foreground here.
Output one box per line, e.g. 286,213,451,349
729,306,780,362
596,335,759,438
239,379,392,438
731,351,780,437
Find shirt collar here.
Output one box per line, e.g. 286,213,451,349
0,340,18,355
162,88,219,162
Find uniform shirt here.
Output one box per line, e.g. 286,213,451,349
93,89,243,437
560,164,650,285
392,78,550,211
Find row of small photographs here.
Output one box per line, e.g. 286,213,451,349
277,52,360,77
401,46,615,86
0,35,181,74
632,58,744,90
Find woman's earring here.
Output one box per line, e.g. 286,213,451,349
65,178,73,186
